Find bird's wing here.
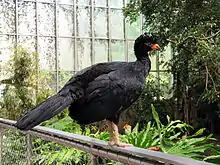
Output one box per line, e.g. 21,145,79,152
84,69,143,112
59,62,128,95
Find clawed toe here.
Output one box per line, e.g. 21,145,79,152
108,141,115,146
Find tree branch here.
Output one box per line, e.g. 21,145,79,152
166,29,220,45
199,30,220,40
166,39,177,44
204,63,217,91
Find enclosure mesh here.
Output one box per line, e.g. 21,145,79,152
0,128,123,165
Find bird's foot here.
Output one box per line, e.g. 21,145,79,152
116,142,132,147
108,141,132,147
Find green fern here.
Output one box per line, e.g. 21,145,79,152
121,104,219,162
33,105,220,164
120,122,160,148
204,155,220,161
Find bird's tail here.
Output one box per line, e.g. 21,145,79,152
14,92,74,130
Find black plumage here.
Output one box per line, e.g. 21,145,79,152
15,33,160,146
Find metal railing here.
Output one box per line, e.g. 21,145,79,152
0,118,215,165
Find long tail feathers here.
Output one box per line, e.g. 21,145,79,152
14,93,74,130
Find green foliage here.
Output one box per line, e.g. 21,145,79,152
31,116,110,165
124,0,220,130
32,117,89,165
1,130,27,165
131,73,173,127
161,134,215,160
0,46,55,120
121,122,160,148
0,46,37,119
32,140,89,165
44,116,82,133
124,0,220,42
121,105,219,161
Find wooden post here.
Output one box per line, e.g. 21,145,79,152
91,154,98,165
90,142,98,165
26,134,32,165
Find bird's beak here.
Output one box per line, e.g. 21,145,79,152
151,44,160,50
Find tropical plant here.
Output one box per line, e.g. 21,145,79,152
124,0,220,133
121,105,219,162
121,122,160,148
32,139,89,165
1,130,27,165
0,46,55,120
31,116,111,165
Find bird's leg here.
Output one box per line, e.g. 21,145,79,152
107,121,132,147
107,120,116,145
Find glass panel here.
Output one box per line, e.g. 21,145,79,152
0,36,15,64
159,44,172,70
149,53,157,71
76,39,91,70
0,0,15,33
39,71,57,92
111,40,125,61
125,0,130,5
38,0,55,3
58,5,74,36
94,39,108,63
59,0,74,4
58,38,74,71
94,8,107,37
18,36,36,53
159,72,171,97
127,41,136,61
94,0,106,6
38,3,55,36
38,37,55,71
18,2,36,35
76,7,91,37
110,9,124,38
58,71,73,89
126,17,141,39
76,0,90,5
109,0,123,8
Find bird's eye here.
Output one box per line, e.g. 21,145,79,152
144,42,152,47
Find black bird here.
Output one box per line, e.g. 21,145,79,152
15,33,160,147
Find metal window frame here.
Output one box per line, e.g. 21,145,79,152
54,0,59,91
0,0,168,90
107,0,112,62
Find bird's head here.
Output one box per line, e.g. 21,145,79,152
134,33,160,60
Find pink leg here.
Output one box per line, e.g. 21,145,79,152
107,121,132,147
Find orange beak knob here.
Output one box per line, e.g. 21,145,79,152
152,44,160,50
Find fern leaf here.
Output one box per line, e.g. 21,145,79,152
151,104,162,129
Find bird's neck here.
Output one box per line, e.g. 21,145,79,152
135,54,151,76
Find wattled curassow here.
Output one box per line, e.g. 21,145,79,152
14,33,160,147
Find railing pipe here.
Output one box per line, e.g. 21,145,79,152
0,118,215,165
